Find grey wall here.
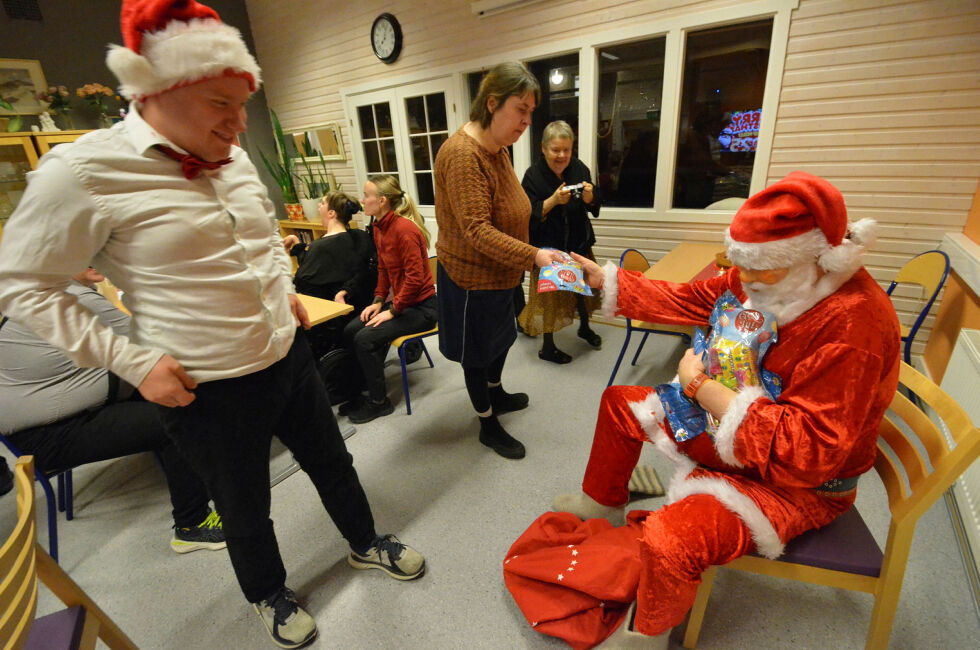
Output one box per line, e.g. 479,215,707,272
0,0,285,213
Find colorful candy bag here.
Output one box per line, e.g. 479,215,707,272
536,248,594,297
655,291,782,442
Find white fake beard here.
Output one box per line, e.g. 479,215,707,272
742,262,821,326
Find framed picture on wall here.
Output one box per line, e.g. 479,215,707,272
287,122,346,162
0,59,47,115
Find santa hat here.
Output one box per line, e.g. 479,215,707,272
725,171,877,274
106,0,262,101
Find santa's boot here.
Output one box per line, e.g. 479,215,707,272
553,491,626,526
596,602,671,649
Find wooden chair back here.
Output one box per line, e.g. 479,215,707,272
683,362,980,649
0,457,139,650
619,248,650,273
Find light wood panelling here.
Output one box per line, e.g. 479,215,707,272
246,0,980,359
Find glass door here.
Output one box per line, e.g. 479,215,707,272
0,135,39,231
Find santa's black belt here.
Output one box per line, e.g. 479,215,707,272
815,476,859,494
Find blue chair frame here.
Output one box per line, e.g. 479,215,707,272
0,433,71,562
393,330,437,415
607,249,692,387
884,250,949,365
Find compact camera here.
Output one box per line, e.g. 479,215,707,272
562,182,584,200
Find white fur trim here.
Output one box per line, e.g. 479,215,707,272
776,266,854,325
713,385,764,468
725,228,828,270
107,18,262,100
601,260,620,319
670,476,785,558
628,393,696,485
847,218,877,248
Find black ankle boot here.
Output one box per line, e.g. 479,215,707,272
489,385,529,414
478,416,525,459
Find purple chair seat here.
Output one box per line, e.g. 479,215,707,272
25,604,87,650
767,507,884,577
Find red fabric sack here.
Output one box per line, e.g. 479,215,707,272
503,511,646,649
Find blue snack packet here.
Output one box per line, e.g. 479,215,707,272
536,248,594,297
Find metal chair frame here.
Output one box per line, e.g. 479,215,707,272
884,249,950,365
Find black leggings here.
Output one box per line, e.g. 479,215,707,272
462,348,509,413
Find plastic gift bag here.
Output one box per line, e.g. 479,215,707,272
536,248,593,297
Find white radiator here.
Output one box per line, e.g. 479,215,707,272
939,329,980,594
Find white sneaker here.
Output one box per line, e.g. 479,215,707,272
253,587,317,649
596,601,671,649
553,491,626,526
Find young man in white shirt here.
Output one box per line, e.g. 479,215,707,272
0,2,424,647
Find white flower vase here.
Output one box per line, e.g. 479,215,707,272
301,198,320,222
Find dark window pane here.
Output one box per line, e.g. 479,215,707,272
415,172,435,205
376,103,393,137
411,135,431,171
527,53,580,154
430,132,448,160
364,140,381,173
426,93,447,131
596,37,667,208
405,96,425,134
672,19,773,209
358,105,376,139
381,138,398,172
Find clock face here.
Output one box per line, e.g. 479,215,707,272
371,13,402,64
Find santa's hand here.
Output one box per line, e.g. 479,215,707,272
677,348,706,387
569,252,604,289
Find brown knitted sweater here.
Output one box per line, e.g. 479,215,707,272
434,128,537,290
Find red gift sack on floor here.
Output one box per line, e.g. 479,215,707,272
503,511,645,649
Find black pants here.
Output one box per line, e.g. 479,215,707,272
156,332,376,603
342,296,438,402
7,398,210,528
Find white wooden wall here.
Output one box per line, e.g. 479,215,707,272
245,0,980,356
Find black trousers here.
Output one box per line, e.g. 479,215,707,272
7,398,210,528
342,296,438,402
156,332,376,603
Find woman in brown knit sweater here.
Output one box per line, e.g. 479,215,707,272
433,62,562,460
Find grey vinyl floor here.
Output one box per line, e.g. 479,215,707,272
2,322,978,649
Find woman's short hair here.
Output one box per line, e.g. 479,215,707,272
542,120,574,146
469,62,541,129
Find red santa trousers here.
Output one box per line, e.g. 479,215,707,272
581,385,755,636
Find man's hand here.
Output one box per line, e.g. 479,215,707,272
366,308,394,328
569,252,604,289
282,234,300,252
361,302,382,322
288,294,311,330
138,355,197,408
677,348,707,388
333,289,348,305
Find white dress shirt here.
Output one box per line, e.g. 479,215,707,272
0,106,296,388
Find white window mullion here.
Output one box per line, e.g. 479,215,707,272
655,28,685,216
578,45,598,176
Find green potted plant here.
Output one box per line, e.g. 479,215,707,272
296,144,334,220
258,110,303,220
0,98,23,132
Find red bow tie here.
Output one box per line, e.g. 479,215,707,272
155,145,232,179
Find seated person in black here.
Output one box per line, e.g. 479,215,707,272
283,191,377,356
0,268,224,553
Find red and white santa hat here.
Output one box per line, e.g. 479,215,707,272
725,171,876,274
106,0,262,102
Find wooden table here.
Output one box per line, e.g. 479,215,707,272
271,293,356,487
635,242,724,332
296,293,354,326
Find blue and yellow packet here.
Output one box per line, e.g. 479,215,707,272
655,291,782,442
536,248,594,297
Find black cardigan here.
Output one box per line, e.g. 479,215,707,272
291,228,377,311
521,155,600,254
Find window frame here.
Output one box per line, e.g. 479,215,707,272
339,0,797,225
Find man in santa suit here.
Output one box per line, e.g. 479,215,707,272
558,171,900,646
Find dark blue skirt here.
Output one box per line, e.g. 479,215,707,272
437,262,518,369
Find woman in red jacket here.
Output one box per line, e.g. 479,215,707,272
342,175,436,423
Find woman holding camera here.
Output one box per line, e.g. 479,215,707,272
518,120,602,364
